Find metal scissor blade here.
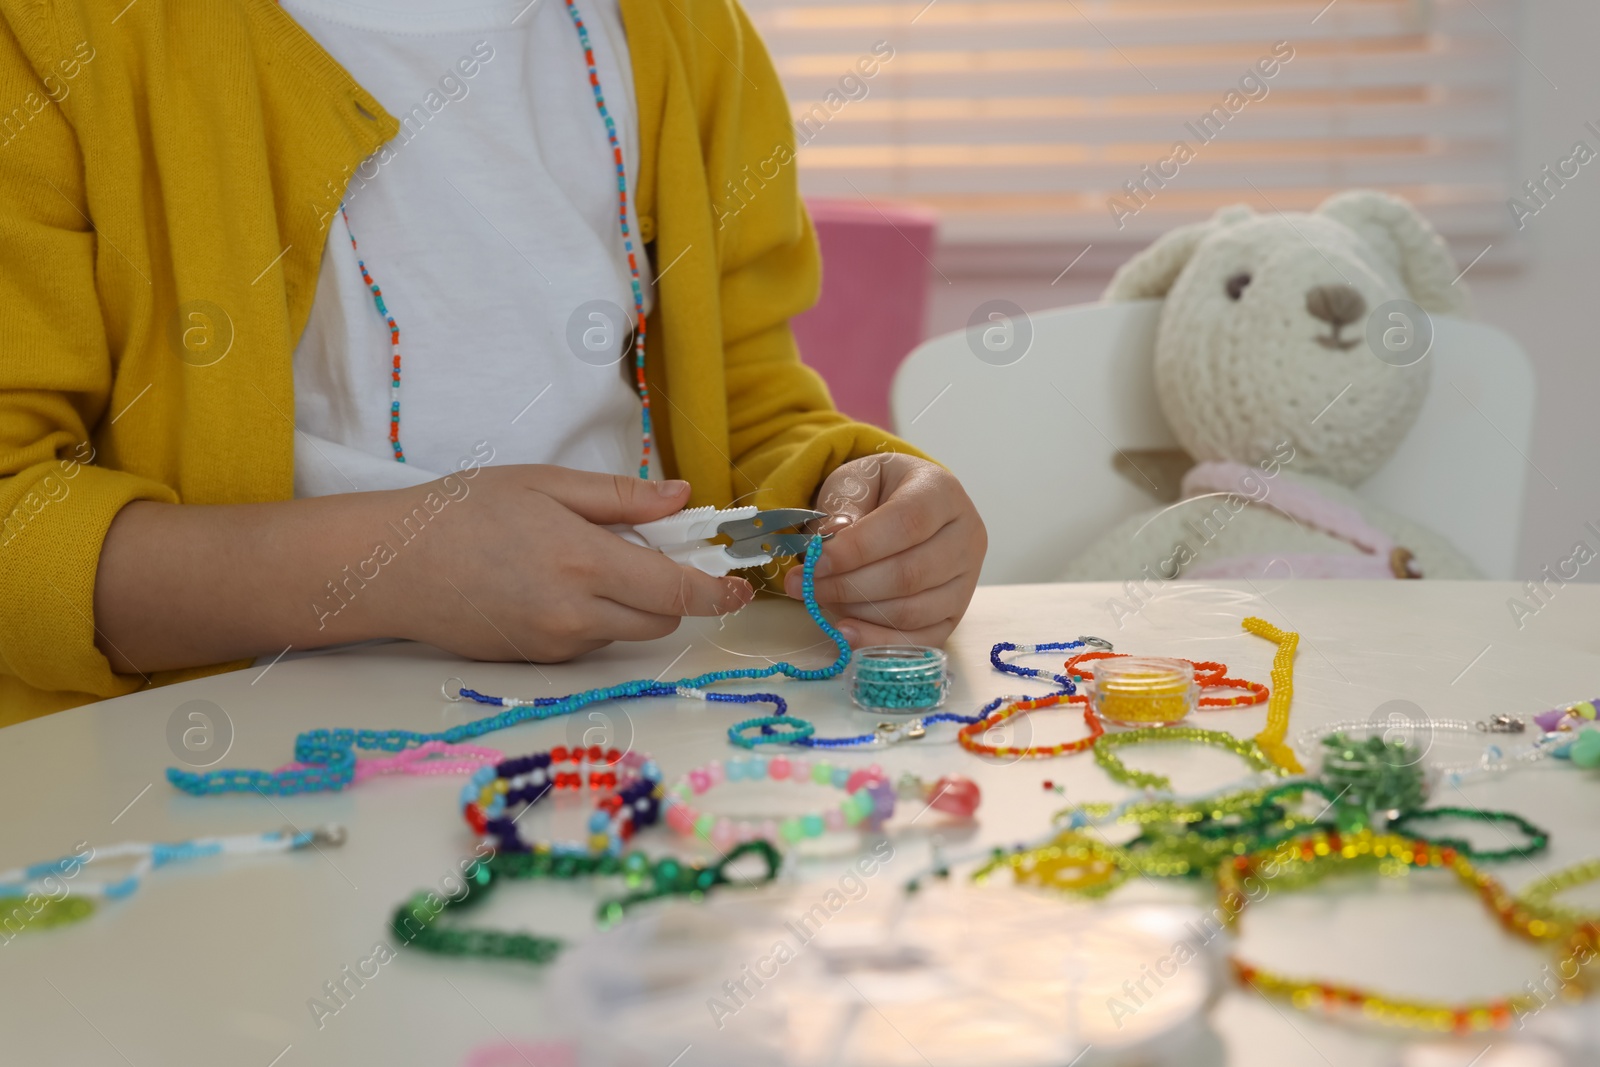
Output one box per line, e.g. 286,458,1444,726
724,532,817,560
715,508,827,543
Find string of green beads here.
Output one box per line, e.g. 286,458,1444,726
389,841,783,966
1092,726,1282,791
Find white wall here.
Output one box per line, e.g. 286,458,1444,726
922,0,1600,582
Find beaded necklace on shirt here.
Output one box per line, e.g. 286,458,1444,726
339,0,654,475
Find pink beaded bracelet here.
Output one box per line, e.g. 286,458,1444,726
662,754,981,850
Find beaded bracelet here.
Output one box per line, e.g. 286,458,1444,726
1064,650,1269,709
1385,807,1548,863
774,638,1109,751
957,691,1104,759
972,830,1130,898
1218,828,1592,1033
0,895,95,934
957,641,1275,761
0,826,345,905
169,537,848,796
664,755,891,846
1093,726,1284,791
463,748,663,859
275,741,503,783
1514,859,1600,928
664,755,980,848
993,638,1110,689
390,840,783,966
989,784,1544,899
1296,717,1562,788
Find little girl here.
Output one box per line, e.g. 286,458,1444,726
0,0,986,724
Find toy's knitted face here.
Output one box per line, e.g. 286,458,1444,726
1106,192,1468,487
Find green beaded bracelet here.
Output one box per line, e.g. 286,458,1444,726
389,841,784,967
1093,726,1282,791
1386,806,1549,863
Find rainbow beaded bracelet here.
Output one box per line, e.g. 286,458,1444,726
663,754,894,847
464,747,664,859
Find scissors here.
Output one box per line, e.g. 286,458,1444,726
608,505,830,576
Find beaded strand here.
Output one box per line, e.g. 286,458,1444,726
1220,829,1590,1033
0,826,345,904
1516,859,1600,928
339,205,405,462
1092,726,1284,791
167,537,847,796
464,747,665,859
663,754,893,848
564,0,652,477
1243,616,1303,773
784,639,1104,751
337,0,653,474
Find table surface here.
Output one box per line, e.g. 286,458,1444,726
4,579,1599,1067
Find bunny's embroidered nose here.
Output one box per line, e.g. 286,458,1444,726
1305,283,1366,349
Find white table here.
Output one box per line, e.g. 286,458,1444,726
4,580,1598,1067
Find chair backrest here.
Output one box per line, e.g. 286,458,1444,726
790,199,937,430
889,300,1536,583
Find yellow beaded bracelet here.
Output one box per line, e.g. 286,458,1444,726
972,830,1129,898
1515,859,1600,929
1218,828,1594,1033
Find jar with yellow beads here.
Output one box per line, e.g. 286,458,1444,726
1088,656,1197,727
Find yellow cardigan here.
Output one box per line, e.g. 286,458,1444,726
0,0,918,723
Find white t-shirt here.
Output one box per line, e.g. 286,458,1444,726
285,0,658,496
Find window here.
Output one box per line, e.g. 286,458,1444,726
743,0,1518,256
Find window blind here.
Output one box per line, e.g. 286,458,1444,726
740,0,1518,251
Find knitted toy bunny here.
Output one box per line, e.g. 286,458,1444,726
1060,190,1482,585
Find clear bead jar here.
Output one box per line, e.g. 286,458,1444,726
1089,656,1196,727
848,645,949,715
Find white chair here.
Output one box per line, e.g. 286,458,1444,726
889,300,1536,583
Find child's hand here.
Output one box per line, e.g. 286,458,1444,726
395,467,754,662
783,454,986,646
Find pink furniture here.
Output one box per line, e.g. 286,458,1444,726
790,198,938,430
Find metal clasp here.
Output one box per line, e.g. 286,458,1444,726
1079,637,1114,652
1476,714,1525,734
286,824,348,848
873,718,927,744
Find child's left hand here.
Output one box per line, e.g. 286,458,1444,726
782,454,986,646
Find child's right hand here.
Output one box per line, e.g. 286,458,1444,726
386,466,754,662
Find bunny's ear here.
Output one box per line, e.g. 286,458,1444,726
1102,217,1214,301
1103,203,1251,301
1316,190,1469,315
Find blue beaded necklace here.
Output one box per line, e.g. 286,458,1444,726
167,538,848,797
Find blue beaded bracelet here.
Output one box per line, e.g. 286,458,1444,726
729,716,815,748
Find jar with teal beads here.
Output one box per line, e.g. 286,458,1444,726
848,645,950,715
